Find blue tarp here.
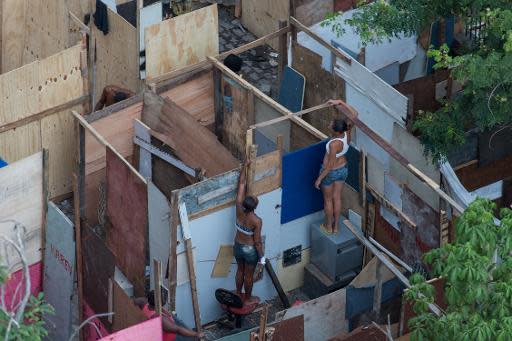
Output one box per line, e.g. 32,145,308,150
281,141,360,224
0,158,7,168
278,66,305,112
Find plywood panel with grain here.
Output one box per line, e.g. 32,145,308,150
160,72,214,129
0,121,42,163
93,8,139,101
145,5,219,78
0,152,43,272
1,0,27,72
241,0,288,50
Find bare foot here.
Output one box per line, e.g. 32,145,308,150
320,223,332,234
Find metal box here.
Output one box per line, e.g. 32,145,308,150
310,219,363,282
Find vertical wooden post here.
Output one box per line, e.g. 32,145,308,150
278,20,288,88
73,173,84,341
247,89,255,126
373,258,383,319
168,191,179,311
234,0,242,18
258,305,269,340
41,149,49,257
247,144,258,196
364,201,376,265
246,129,254,158
153,259,163,315
359,148,366,206
213,67,223,141
440,209,449,246
277,135,284,187
80,32,90,114
289,0,297,42
108,278,113,323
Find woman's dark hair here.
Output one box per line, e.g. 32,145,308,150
242,196,258,213
332,119,348,133
224,54,243,73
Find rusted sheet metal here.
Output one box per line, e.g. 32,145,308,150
272,315,305,341
106,146,148,296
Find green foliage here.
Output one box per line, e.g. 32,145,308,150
323,1,512,162
0,265,53,340
405,199,512,340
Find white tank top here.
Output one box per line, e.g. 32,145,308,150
326,134,349,158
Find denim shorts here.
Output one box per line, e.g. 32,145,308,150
234,242,258,266
320,166,348,187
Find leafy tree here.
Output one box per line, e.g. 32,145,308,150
404,198,512,341
323,0,512,162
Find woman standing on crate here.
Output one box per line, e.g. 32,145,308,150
315,99,358,235
233,160,265,302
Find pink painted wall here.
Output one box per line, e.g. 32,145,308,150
83,301,110,341
99,317,163,341
4,262,42,311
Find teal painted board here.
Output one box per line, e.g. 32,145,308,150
43,202,75,341
278,66,305,112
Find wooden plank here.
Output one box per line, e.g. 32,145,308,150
198,185,237,206
153,259,162,315
141,92,239,177
0,152,43,271
213,68,223,139
275,288,347,341
209,57,328,140
73,174,84,341
133,119,152,179
211,245,234,278
372,259,383,317
241,0,289,50
184,238,202,333
265,260,291,309
250,103,333,129
278,21,288,86
92,7,139,102
258,305,269,341
369,237,413,273
1,0,26,72
366,184,416,229
145,5,219,78
289,16,351,65
112,280,147,332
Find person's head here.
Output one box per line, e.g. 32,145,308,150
224,54,243,74
330,119,348,136
113,91,128,103
242,196,258,213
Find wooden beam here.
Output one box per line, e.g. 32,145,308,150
218,26,290,61
366,184,416,229
289,16,352,65
197,184,237,205
258,305,269,341
153,259,163,315
168,191,179,311
332,101,465,214
265,260,291,309
249,102,333,130
71,110,147,185
87,93,143,123
72,173,84,341
0,95,89,134
208,56,327,140
372,259,383,317
343,219,442,317
278,20,288,88
69,11,89,34
369,237,413,273
213,68,223,140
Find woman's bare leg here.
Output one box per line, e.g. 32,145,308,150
333,181,344,233
321,184,334,233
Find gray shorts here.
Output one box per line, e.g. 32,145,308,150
320,166,348,187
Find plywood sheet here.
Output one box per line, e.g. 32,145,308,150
276,288,348,341
1,0,27,72
93,7,139,101
0,121,42,164
160,72,214,129
145,5,219,78
112,281,148,332
106,147,148,296
0,152,43,271
43,202,75,341
82,226,115,328
241,0,288,50
211,245,234,278
148,181,170,290
142,92,239,177
222,77,249,159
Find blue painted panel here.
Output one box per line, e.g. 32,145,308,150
278,66,305,112
345,277,405,320
281,141,360,224
0,158,7,168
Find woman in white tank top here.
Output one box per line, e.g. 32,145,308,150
315,100,357,234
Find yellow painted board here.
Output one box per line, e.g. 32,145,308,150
211,245,234,278
145,4,219,79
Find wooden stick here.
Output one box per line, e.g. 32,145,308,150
80,33,91,114
0,95,88,134
289,16,352,65
369,237,413,273
71,110,147,185
69,11,90,33
108,278,113,323
249,103,333,129
168,191,179,311
258,305,269,341
73,173,84,341
153,259,162,315
265,261,291,309
278,20,288,87
208,57,327,140
372,259,383,317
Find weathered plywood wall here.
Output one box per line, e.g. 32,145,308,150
106,147,148,297
84,101,142,225
92,7,140,102
0,152,43,272
222,76,250,159
241,0,288,50
295,0,334,27
145,4,219,79
0,44,86,198
1,0,89,73
112,281,148,332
